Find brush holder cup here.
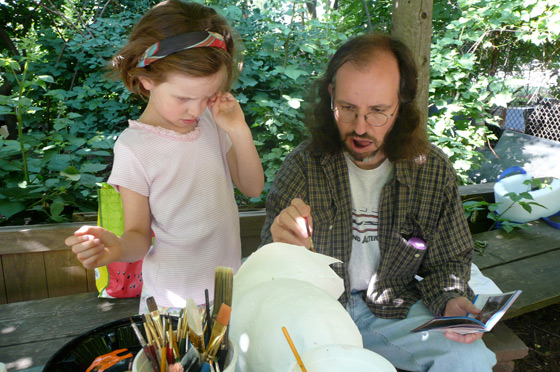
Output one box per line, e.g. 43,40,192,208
132,339,238,372
288,344,396,372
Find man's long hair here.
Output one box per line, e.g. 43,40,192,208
306,33,427,162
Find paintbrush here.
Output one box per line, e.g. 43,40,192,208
205,304,232,363
204,288,213,346
178,306,189,356
143,318,161,366
187,298,205,355
144,313,162,350
212,267,233,369
168,319,180,363
160,316,168,372
282,326,308,372
304,217,316,252
130,317,160,372
147,296,164,341
299,194,316,252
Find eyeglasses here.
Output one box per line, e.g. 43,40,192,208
331,99,399,127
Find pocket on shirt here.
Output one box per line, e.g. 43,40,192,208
312,197,336,224
383,215,428,278
385,236,426,278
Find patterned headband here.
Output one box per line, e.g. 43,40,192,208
137,31,227,68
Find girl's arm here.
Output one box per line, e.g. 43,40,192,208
210,93,264,198
64,186,152,269
226,126,264,198
118,186,153,261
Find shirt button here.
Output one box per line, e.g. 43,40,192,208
414,253,420,258
329,225,333,230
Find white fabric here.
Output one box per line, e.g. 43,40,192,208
233,242,344,301
344,155,394,291
230,243,363,372
469,263,502,295
108,108,241,309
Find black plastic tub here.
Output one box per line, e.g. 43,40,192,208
42,315,145,372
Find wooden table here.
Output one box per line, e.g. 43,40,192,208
0,292,139,371
471,218,560,319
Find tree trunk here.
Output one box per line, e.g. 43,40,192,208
306,0,317,19
391,0,433,127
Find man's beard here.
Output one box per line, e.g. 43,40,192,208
344,147,380,163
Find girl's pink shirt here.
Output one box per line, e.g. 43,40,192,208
108,108,241,309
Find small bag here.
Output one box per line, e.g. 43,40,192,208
95,183,143,298
494,166,560,226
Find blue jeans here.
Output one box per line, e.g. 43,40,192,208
346,292,497,372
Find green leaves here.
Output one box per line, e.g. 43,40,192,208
2,0,559,224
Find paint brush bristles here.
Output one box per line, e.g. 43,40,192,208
187,298,205,354
147,296,164,341
213,267,233,369
212,267,233,320
144,313,161,350
205,304,232,363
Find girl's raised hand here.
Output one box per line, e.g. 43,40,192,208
65,225,121,269
208,92,247,133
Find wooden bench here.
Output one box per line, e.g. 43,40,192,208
460,182,560,372
467,217,560,372
0,211,265,304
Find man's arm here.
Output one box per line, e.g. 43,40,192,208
261,147,309,247
418,158,475,317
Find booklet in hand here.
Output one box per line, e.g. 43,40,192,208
411,290,522,334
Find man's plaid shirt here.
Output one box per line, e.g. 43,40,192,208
260,142,475,319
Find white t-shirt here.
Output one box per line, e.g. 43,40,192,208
108,109,241,310
345,154,394,292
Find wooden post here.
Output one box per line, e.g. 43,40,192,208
391,0,433,126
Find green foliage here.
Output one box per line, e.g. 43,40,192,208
1,0,559,225
430,0,560,184
222,0,347,197
0,4,144,225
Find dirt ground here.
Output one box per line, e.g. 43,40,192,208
504,303,560,372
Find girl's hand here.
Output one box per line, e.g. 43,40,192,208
208,92,247,133
65,225,121,269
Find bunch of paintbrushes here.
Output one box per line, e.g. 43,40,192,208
129,296,186,372
129,266,233,372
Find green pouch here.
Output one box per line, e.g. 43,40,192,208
95,183,143,298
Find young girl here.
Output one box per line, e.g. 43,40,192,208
65,0,264,312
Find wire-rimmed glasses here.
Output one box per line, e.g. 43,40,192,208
331,99,399,127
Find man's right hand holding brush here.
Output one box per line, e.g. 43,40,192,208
270,197,315,251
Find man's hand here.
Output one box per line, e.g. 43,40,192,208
444,296,484,344
270,198,313,249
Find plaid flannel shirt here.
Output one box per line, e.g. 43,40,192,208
260,141,475,319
